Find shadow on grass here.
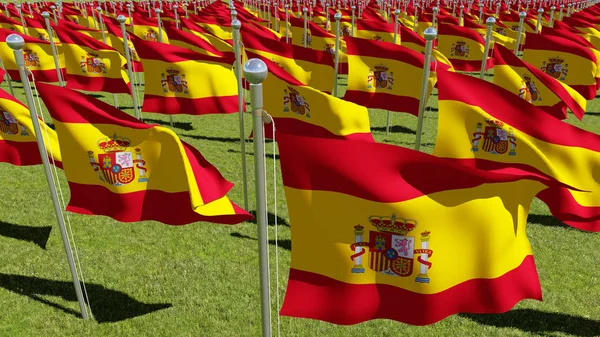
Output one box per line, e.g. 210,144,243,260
143,118,194,131
0,273,172,323
230,232,291,251
249,210,289,227
527,214,570,229
182,134,241,143
227,149,280,160
585,111,600,116
0,221,52,249
461,309,600,337
370,125,416,135
86,93,104,99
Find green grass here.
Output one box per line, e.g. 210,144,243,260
0,76,598,337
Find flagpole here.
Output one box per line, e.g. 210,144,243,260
285,4,289,43
96,7,120,109
232,17,249,211
514,11,526,56
333,12,341,97
118,15,142,120
535,7,543,33
0,58,14,96
154,7,174,127
480,17,494,79
6,33,89,320
42,11,64,87
549,5,555,27
303,7,308,47
558,3,564,21
414,27,436,152
243,58,272,337
385,9,400,136
351,5,355,36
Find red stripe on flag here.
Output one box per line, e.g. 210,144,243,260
0,140,63,168
536,187,600,232
343,90,421,116
65,74,131,94
141,94,239,116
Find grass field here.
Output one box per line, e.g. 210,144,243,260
0,74,598,337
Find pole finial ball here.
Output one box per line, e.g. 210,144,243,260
243,58,268,84
394,8,400,14
42,11,50,18
154,7,161,13
519,11,527,17
538,7,543,13
424,27,437,40
6,34,25,50
334,12,341,20
117,14,127,23
232,19,241,29
486,16,496,25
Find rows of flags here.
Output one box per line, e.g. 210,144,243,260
0,0,598,329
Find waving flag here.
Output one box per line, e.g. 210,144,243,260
36,82,251,225
438,23,490,72
277,132,551,325
355,19,398,43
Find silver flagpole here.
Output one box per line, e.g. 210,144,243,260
96,7,120,109
127,3,134,31
478,2,484,23
514,11,526,55
414,27,436,151
385,8,400,136
6,33,89,320
333,12,341,97
303,7,308,47
285,4,289,43
155,7,174,127
174,4,180,29
558,3,564,21
118,15,141,120
480,17,495,79
549,5,555,27
243,58,272,337
351,5,355,36
42,11,64,87
535,7,543,33
232,16,249,211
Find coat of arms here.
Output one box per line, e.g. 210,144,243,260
367,64,394,90
37,33,48,42
0,111,27,136
161,68,189,94
519,75,541,102
371,34,383,41
350,214,433,283
541,57,568,80
450,40,470,58
283,86,311,117
144,29,158,42
324,43,335,59
471,119,517,156
87,133,149,186
342,26,351,37
80,52,107,74
23,47,40,68
495,27,506,36
302,31,312,46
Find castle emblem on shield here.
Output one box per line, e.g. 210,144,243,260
87,133,149,186
80,52,107,74
450,40,469,58
367,64,394,90
350,214,433,283
541,56,568,80
519,75,541,102
283,86,310,117
0,111,28,136
144,29,158,42
23,47,40,68
471,119,517,156
161,68,189,94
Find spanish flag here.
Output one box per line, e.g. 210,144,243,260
522,33,598,100
180,18,233,54
343,37,438,116
277,132,548,325
163,21,226,57
102,17,144,71
54,26,130,94
56,20,107,45
0,87,61,167
242,32,335,94
399,24,454,70
0,15,25,34
493,43,586,120
355,19,398,43
131,14,170,44
134,39,239,116
23,16,51,42
434,70,600,232
256,56,373,141
438,23,490,72
0,28,64,83
36,82,252,225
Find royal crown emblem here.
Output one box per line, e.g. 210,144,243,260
0,111,28,136
87,133,149,186
519,74,542,102
80,51,107,74
23,47,40,68
161,68,189,94
450,40,470,58
350,214,433,283
367,64,394,90
283,86,310,117
144,29,158,42
541,56,568,80
471,119,517,156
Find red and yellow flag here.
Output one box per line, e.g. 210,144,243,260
523,33,598,100
134,39,238,116
0,15,25,34
102,16,144,72
54,26,130,94
438,23,490,72
0,87,61,167
163,21,226,57
277,132,549,325
434,70,600,232
343,37,440,116
36,82,251,225
256,56,373,141
492,43,586,120
0,28,64,83
131,14,170,44
355,19,398,43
